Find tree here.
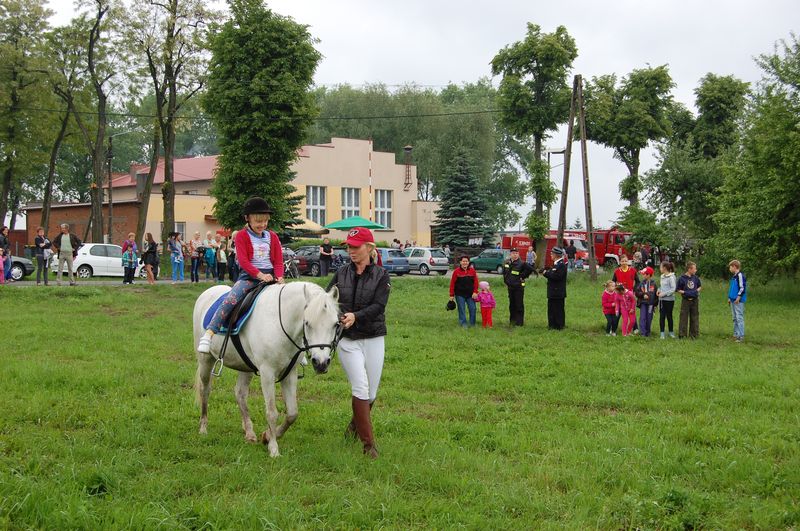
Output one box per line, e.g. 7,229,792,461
616,206,665,248
203,0,321,230
0,0,52,225
434,150,491,247
54,0,127,242
713,35,800,277
644,74,749,244
569,217,583,230
129,0,217,246
583,65,674,206
491,23,578,265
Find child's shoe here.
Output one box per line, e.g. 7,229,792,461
669,332,675,339
660,332,665,339
197,331,214,353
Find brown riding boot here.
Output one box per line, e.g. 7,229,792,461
345,400,373,440
352,396,378,459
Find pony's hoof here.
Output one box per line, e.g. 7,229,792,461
245,433,257,443
260,431,270,444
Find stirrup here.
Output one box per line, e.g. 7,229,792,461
211,357,224,377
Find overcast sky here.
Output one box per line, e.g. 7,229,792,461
46,0,798,230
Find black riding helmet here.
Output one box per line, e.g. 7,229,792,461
242,197,274,216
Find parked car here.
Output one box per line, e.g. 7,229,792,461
51,243,145,279
376,248,409,275
470,249,511,274
293,245,350,276
8,255,34,281
402,247,449,275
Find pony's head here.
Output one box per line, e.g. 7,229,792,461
303,284,341,374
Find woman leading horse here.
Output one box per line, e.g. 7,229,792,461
198,197,284,353
327,227,391,459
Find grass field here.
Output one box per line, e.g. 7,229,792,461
1,273,798,529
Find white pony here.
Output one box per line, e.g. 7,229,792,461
193,282,341,457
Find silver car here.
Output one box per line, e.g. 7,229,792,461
402,247,449,275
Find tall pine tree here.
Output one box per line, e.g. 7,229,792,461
435,150,492,247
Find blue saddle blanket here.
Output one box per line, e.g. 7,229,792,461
202,289,265,334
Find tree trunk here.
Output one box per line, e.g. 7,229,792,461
629,152,640,207
0,77,20,226
42,111,71,235
161,113,176,253
137,127,160,244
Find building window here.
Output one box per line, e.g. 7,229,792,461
341,187,360,219
375,189,392,229
306,185,326,225
160,222,187,237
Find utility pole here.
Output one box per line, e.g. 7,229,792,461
106,136,114,243
556,74,598,280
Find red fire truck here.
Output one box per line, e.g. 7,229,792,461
501,227,633,267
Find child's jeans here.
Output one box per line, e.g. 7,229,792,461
620,310,635,336
731,301,745,338
604,313,618,334
639,305,655,336
481,307,493,328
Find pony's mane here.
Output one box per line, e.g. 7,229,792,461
303,283,339,322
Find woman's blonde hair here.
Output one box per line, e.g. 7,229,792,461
367,242,377,262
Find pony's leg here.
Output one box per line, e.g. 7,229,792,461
234,372,257,443
258,371,281,457
195,355,215,435
275,372,298,439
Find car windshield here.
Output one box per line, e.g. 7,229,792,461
573,240,588,251
430,249,446,258
387,250,404,258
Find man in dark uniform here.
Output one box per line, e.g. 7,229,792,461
543,247,568,329
503,247,535,326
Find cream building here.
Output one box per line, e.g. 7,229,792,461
111,138,439,245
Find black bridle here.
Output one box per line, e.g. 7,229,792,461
276,284,344,382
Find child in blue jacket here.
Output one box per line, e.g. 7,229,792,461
728,259,747,342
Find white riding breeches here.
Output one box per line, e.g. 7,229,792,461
338,336,385,402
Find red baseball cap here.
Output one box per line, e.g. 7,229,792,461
345,227,374,246
641,266,654,276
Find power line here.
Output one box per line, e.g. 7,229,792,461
12,105,502,122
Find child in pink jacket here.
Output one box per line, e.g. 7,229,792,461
477,281,496,328
614,283,636,336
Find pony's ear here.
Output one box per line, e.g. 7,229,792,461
328,285,339,302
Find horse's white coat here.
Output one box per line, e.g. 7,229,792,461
193,282,340,457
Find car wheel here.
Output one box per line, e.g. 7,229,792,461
10,263,24,281
76,265,93,279
496,265,504,274
310,263,320,277
419,264,430,276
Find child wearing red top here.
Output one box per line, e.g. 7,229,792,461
601,280,618,335
614,283,637,336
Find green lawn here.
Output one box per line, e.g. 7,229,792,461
1,274,798,529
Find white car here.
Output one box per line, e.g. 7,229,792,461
52,243,145,279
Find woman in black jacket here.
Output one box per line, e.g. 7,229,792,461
33,227,52,285
327,227,390,459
